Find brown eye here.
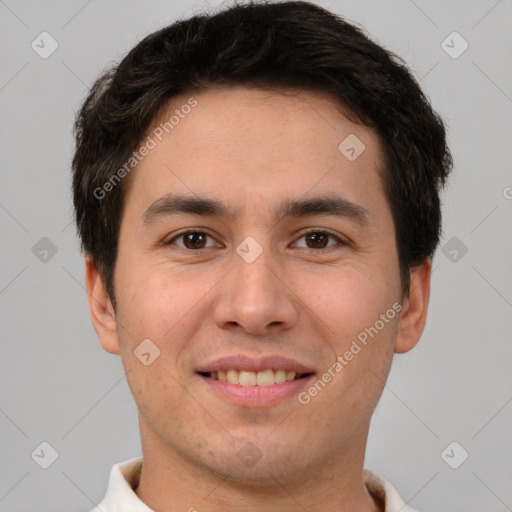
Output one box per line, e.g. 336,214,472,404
305,232,329,249
182,232,207,249
293,230,344,250
166,231,219,250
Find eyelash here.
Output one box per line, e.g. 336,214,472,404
164,229,347,252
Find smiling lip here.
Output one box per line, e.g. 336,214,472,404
195,354,314,374
196,354,315,407
200,374,314,406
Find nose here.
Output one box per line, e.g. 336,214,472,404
212,245,299,337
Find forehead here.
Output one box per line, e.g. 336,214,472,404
123,86,388,226
147,85,379,160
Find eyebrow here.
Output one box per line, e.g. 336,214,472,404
141,193,370,227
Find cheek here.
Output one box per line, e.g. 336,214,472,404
299,264,398,401
115,260,207,338
113,262,221,386
300,264,389,342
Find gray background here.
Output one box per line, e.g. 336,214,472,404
0,0,511,511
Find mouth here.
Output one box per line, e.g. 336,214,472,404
198,369,313,386
195,355,315,406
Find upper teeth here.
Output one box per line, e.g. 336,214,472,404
209,369,301,386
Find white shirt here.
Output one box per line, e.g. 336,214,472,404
89,457,419,512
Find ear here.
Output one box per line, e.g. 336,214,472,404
394,258,431,354
85,255,121,354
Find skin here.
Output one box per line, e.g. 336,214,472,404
85,86,431,512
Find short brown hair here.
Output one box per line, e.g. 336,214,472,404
72,0,452,307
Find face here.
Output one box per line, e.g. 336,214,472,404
87,86,429,486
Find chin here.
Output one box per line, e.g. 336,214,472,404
197,436,314,486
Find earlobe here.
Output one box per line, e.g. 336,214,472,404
394,259,432,354
84,255,121,355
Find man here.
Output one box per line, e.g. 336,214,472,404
72,1,452,510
